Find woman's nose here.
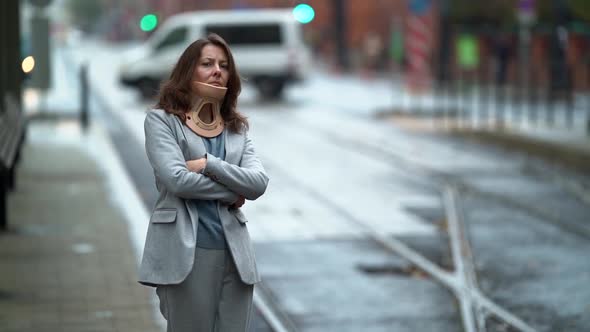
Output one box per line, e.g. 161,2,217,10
212,64,221,75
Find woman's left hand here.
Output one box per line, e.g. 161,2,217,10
231,195,246,209
187,157,207,173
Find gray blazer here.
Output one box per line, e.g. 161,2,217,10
138,109,269,286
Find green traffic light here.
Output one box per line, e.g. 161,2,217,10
140,14,158,32
293,4,315,24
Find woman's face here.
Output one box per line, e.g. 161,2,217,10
193,44,229,88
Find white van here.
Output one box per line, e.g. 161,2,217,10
119,9,311,99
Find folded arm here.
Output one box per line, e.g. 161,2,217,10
202,134,269,200
144,111,239,204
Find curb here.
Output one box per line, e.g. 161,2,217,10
381,111,590,173
451,128,590,172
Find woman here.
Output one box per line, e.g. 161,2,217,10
139,33,269,332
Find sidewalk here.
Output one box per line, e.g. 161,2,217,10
0,119,161,332
452,123,590,172
377,87,590,172
382,110,590,172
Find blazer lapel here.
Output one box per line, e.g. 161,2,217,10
177,119,207,160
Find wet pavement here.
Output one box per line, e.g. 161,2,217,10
0,121,161,332
464,193,590,330
255,239,461,332
243,105,590,331
2,37,589,332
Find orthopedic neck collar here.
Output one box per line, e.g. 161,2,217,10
189,81,227,138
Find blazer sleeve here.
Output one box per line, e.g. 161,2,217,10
203,132,269,200
144,111,239,204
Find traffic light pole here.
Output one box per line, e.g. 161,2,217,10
333,0,349,71
437,0,451,84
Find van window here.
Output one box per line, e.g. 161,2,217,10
205,24,282,46
155,27,188,52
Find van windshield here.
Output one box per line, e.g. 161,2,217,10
205,24,282,46
154,26,188,52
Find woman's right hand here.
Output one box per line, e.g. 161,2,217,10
186,157,207,173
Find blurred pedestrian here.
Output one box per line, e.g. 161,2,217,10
363,31,384,73
139,33,269,332
494,34,512,85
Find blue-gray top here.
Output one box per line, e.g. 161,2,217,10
192,130,227,249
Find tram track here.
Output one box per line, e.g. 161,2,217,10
275,112,590,240
246,111,590,331
257,150,537,332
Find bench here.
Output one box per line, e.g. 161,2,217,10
0,95,26,230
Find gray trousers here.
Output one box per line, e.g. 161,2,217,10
156,248,254,332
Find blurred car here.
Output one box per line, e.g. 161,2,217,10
119,9,311,99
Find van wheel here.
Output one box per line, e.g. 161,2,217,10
256,79,284,100
138,78,159,99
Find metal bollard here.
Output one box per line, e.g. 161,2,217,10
546,86,555,127
565,88,574,129
79,63,89,130
0,172,7,231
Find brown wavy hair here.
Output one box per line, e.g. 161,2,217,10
155,33,248,133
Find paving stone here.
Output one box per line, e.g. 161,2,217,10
0,121,161,332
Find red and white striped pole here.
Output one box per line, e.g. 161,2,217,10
405,0,434,92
